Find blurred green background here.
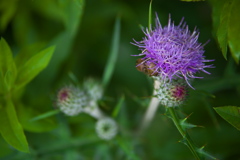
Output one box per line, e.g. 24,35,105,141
1,0,240,159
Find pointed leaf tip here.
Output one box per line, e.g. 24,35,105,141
214,106,240,131
15,46,55,89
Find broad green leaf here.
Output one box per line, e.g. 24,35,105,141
102,16,121,88
228,0,240,63
0,100,29,152
210,0,226,37
0,71,10,94
0,136,12,157
0,0,18,31
29,0,66,23
14,42,46,68
0,38,17,92
23,0,85,95
214,106,240,131
216,0,232,59
16,104,57,132
63,0,85,35
15,46,55,89
210,0,240,63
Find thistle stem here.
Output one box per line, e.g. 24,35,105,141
139,80,160,133
83,102,105,120
167,107,202,160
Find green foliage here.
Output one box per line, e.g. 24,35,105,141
210,0,240,63
1,0,240,159
0,37,55,151
15,46,55,89
0,100,29,153
180,116,199,130
197,146,218,160
102,16,121,89
29,110,60,122
180,0,205,2
117,137,140,160
0,0,18,31
148,0,152,30
214,106,240,131
17,104,57,132
112,95,125,118
0,38,17,93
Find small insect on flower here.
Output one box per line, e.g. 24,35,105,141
132,14,214,89
136,58,158,76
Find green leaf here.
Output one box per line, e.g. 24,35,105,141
102,16,121,88
228,0,240,63
29,109,60,122
14,42,46,68
15,46,55,89
211,0,240,63
214,106,240,131
0,136,12,157
148,0,152,30
23,0,85,93
197,146,217,160
210,0,225,37
112,95,125,118
0,100,29,152
0,0,18,31
216,0,232,59
117,137,140,160
16,104,57,132
0,38,17,92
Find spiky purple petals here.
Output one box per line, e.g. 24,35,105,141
132,14,214,88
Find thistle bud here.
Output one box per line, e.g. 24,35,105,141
56,85,88,116
154,77,188,107
83,78,103,101
95,117,118,140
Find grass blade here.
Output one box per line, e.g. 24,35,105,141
102,16,121,88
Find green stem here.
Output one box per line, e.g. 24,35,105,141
167,107,201,160
148,0,152,30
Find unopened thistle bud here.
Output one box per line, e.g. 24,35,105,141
56,85,88,116
83,78,103,101
95,117,118,140
81,78,105,119
154,77,188,107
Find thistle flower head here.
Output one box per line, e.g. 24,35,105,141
95,117,118,140
132,14,214,88
56,85,88,116
154,77,188,107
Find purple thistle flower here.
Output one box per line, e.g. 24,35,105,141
132,14,214,89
